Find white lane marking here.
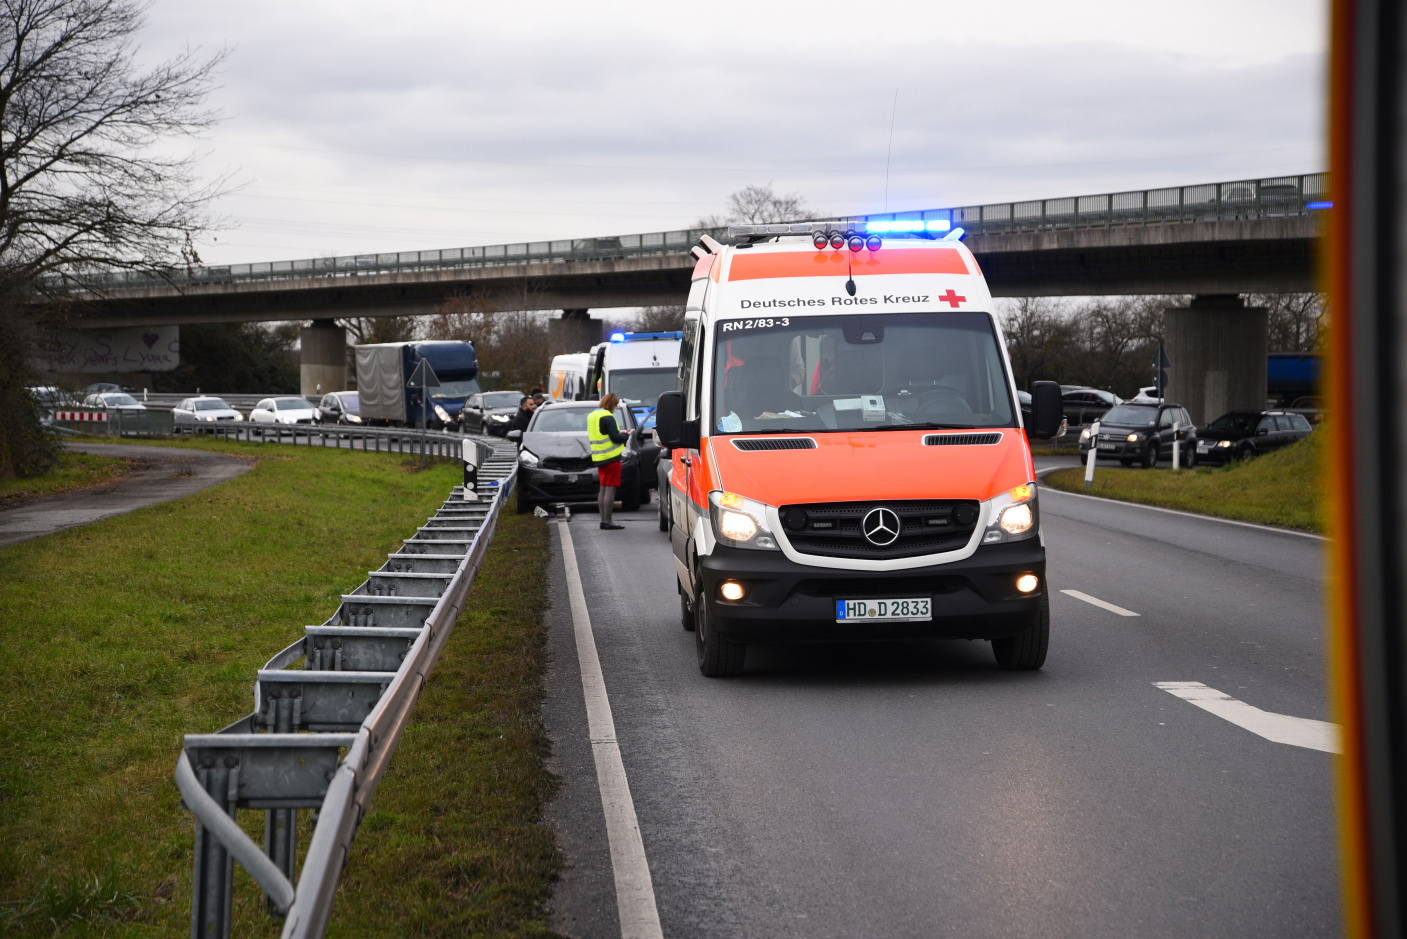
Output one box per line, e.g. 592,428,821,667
1039,483,1326,541
1155,681,1341,754
556,518,665,939
1059,589,1139,617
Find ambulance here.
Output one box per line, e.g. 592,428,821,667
654,222,1064,677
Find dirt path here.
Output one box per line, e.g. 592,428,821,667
0,443,253,547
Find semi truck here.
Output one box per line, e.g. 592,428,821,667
354,341,479,429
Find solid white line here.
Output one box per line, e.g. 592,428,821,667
1039,484,1326,541
1155,681,1341,754
556,518,664,939
1059,589,1140,617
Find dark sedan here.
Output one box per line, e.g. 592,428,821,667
1077,403,1198,468
461,390,524,436
1195,410,1314,465
509,401,647,514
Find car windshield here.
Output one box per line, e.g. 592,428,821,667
710,312,1015,434
195,399,229,410
530,407,629,433
608,369,676,408
337,393,359,412
104,394,138,406
429,379,480,400
274,397,309,410
1206,412,1261,432
481,391,522,409
1101,406,1158,427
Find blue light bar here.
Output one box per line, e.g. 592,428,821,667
1306,200,1333,210
864,219,952,234
619,331,683,341
610,332,625,342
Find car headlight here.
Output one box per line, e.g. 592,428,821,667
1126,433,1141,442
490,413,510,422
434,405,452,422
518,449,541,467
709,491,779,551
1217,439,1233,448
981,484,1039,545
346,414,362,423
1079,428,1091,441
234,413,245,421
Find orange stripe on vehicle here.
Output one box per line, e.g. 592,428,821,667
726,247,969,281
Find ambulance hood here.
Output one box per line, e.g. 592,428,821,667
707,431,1032,507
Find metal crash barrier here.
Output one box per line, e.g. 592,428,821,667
172,418,483,463
173,435,517,939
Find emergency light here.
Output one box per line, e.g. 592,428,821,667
864,219,952,234
610,331,683,343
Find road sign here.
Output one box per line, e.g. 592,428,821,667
1153,344,1172,369
406,359,441,389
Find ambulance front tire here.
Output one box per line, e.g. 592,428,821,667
991,594,1049,671
695,599,746,677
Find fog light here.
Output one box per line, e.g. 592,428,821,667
720,581,745,601
1016,574,1039,594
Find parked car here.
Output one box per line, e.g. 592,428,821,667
460,390,524,436
83,392,146,411
81,382,135,395
508,401,646,514
249,396,318,425
1195,410,1314,465
316,391,362,425
173,396,244,422
1078,402,1198,468
1061,387,1122,427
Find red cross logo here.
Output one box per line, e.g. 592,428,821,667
939,289,966,308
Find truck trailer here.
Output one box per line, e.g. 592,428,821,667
354,341,479,429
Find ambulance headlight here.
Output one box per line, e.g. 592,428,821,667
981,484,1039,544
709,491,780,551
999,504,1034,535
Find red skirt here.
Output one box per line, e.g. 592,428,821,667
597,461,621,487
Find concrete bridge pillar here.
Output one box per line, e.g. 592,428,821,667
1165,295,1268,426
300,320,347,395
549,309,601,359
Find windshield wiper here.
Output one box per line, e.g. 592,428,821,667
866,422,979,431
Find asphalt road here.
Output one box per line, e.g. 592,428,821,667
543,480,1338,938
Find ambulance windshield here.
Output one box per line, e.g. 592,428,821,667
710,312,1016,434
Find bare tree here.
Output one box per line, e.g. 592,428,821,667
633,304,685,332
696,184,812,228
425,293,550,392
0,0,227,477
1248,292,1326,352
339,315,416,345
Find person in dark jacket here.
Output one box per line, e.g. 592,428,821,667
589,393,630,529
508,395,534,434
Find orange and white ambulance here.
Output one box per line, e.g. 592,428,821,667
654,222,1064,677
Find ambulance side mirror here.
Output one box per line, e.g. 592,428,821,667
655,391,698,450
1029,381,1064,439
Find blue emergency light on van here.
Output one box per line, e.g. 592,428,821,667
611,331,684,342
864,219,952,234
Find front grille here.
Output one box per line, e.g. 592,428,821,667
543,456,594,472
796,575,967,598
779,499,981,560
732,437,817,451
923,433,1003,446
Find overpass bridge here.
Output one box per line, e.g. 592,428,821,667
58,173,1326,418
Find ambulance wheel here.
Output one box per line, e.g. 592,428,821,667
695,601,746,677
680,584,695,631
621,479,642,512
992,594,1049,671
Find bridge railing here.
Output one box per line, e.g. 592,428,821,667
81,172,1326,291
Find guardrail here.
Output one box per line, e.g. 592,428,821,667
173,419,478,462
174,433,518,939
69,172,1326,292
52,408,174,437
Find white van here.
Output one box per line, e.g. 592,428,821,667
548,353,591,402
586,331,682,428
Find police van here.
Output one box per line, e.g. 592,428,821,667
654,222,1063,677
583,331,682,430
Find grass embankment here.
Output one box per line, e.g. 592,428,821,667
0,439,558,937
0,451,130,505
1042,431,1323,533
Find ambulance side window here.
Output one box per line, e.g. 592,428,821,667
678,313,699,408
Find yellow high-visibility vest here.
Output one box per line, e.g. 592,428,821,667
588,408,624,463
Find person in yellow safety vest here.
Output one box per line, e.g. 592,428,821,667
588,393,629,530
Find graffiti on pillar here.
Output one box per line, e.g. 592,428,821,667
32,326,180,373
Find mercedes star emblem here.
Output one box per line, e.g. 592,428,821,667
861,506,901,546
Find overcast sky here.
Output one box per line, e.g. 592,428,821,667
140,0,1327,268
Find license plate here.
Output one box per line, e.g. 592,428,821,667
1098,443,1117,451
835,598,931,623
1196,445,1210,453
566,474,578,483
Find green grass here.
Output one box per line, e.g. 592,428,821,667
0,439,559,936
1042,430,1323,533
0,451,130,504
